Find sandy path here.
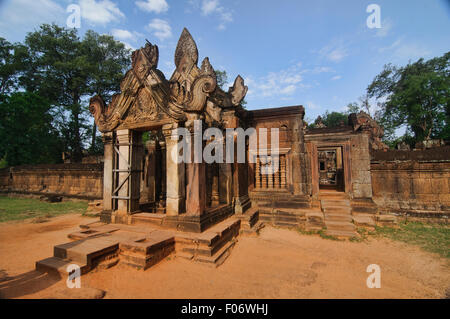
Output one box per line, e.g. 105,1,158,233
0,215,448,299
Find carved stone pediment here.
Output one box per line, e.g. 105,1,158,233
90,27,248,132
348,111,388,151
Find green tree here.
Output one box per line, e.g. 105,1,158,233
215,69,247,108
215,70,228,89
367,52,450,143
82,30,130,154
309,110,348,129
0,38,29,94
20,24,130,161
346,102,360,114
0,92,63,166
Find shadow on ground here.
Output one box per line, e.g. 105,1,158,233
0,269,60,299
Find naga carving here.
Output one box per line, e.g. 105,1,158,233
90,27,247,133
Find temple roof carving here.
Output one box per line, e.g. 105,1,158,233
90,27,247,133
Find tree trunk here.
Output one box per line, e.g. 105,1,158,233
91,122,97,152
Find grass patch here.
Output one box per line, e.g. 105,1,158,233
0,196,88,223
374,221,450,258
318,229,340,241
296,228,320,236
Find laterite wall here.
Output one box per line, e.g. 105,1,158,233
0,164,103,200
371,147,450,221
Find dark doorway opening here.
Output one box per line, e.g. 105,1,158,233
318,147,345,191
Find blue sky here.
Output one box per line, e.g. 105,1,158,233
0,0,449,121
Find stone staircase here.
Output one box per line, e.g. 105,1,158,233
36,234,123,276
320,191,357,238
174,218,241,267
36,216,245,275
234,207,265,236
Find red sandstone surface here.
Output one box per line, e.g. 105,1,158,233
0,214,448,299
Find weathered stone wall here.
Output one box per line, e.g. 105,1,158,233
371,149,450,220
0,164,103,200
350,133,372,198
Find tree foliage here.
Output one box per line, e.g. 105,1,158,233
0,92,64,166
367,52,450,143
0,24,131,164
0,38,29,94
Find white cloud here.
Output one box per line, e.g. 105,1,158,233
147,19,172,41
0,0,65,40
111,29,143,43
245,62,310,99
280,85,296,95
319,40,349,63
331,75,342,81
375,19,393,38
80,0,124,25
136,0,169,14
311,66,334,74
378,37,431,61
201,0,219,15
306,101,321,110
190,0,233,30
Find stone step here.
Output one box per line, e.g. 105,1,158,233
175,251,194,260
274,220,298,228
353,215,376,227
324,213,353,222
351,205,378,214
325,229,358,238
36,257,88,276
235,208,259,229
68,224,120,240
318,192,349,200
376,214,398,225
305,211,325,228
131,213,165,227
321,199,350,208
240,221,265,236
325,220,356,232
54,236,120,266
322,206,352,215
305,225,323,232
119,246,174,270
194,240,236,267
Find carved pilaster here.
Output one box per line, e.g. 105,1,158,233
101,132,113,222
162,123,185,216
185,117,206,216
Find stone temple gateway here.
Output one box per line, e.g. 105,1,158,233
35,28,395,272
89,27,385,232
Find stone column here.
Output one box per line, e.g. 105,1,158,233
222,110,250,214
158,138,166,208
115,129,142,215
116,129,130,214
140,140,156,204
101,132,113,222
255,157,261,189
281,155,287,188
219,161,233,204
185,119,206,216
163,123,185,216
211,163,220,206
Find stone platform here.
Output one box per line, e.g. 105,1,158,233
36,210,262,276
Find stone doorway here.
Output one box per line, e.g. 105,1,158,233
317,146,345,192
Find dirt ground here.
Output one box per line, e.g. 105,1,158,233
0,213,448,299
